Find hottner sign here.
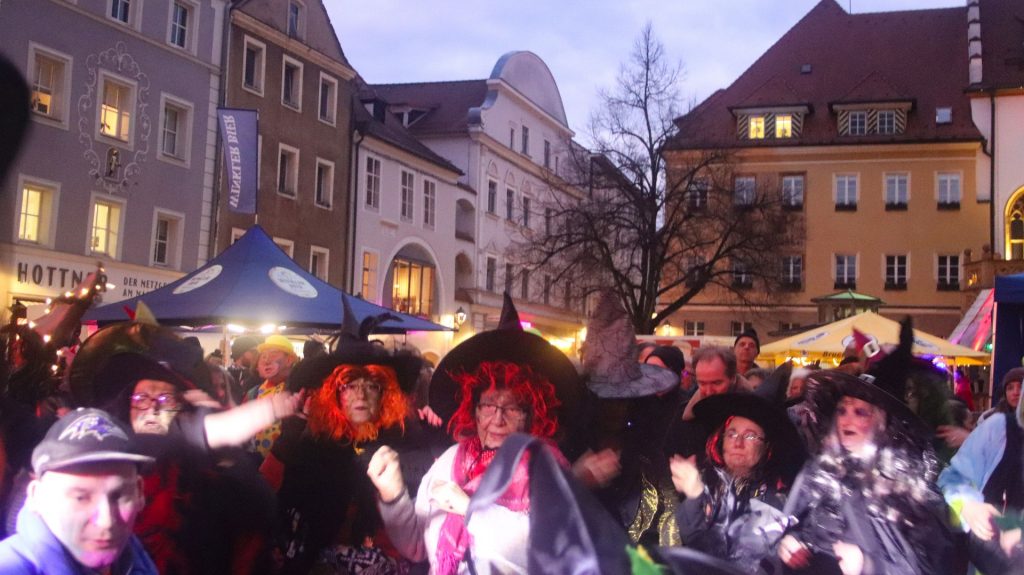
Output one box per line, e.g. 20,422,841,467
8,254,182,303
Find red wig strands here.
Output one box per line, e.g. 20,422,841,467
308,364,408,444
446,360,560,441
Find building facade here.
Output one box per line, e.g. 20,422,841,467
0,0,226,318
216,0,356,289
665,0,988,341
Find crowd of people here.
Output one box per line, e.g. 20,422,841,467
0,289,1021,575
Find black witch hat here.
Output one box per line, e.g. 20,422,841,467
287,293,422,393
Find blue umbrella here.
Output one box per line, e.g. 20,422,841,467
83,225,448,334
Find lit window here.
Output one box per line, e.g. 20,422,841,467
391,258,435,316
848,111,867,135
734,176,755,207
683,321,705,337
775,114,793,138
877,110,896,134
319,74,337,124
91,199,122,257
834,254,857,287
748,116,765,139
485,257,497,292
782,175,804,208
885,173,908,207
835,174,858,209
486,180,497,214
938,173,961,206
423,179,436,228
315,159,333,208
309,247,329,281
160,97,192,161
277,145,298,197
18,182,56,244
169,3,191,49
400,171,414,221
781,255,803,286
243,37,265,94
885,254,908,287
110,0,131,24
361,251,378,299
938,254,960,289
282,57,303,110
100,77,133,142
30,48,68,122
365,156,380,209
152,213,182,268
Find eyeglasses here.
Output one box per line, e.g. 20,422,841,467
130,392,182,412
340,381,383,395
724,429,765,443
476,402,526,421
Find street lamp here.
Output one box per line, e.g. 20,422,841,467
454,306,467,331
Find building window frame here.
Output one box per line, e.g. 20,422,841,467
315,157,334,209
108,0,137,28
158,93,193,166
485,256,497,292
400,170,415,222
486,179,498,215
781,174,804,210
543,140,551,168
423,178,436,228
521,125,530,156
281,55,303,112
96,70,137,147
318,72,337,126
361,249,379,301
884,254,909,290
287,0,305,39
775,113,793,138
884,172,909,210
167,1,198,53
364,155,381,210
734,175,756,208
834,173,859,211
937,172,962,209
277,143,299,198
28,43,72,127
309,245,329,281
506,187,516,221
242,36,266,96
88,193,126,259
877,110,896,135
781,254,803,289
683,321,705,337
522,196,531,228
848,111,867,136
937,254,960,290
748,115,765,139
15,176,60,247
150,209,184,269
834,253,858,289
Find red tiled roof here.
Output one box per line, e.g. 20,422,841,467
973,0,1024,91
371,80,489,136
669,0,982,150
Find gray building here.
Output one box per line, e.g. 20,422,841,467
0,0,225,315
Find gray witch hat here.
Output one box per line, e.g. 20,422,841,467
582,290,678,398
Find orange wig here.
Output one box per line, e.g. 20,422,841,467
307,364,408,444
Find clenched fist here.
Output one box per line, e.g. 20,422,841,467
367,445,405,503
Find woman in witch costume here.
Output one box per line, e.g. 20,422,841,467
259,299,444,575
777,369,954,575
367,294,586,574
671,393,805,574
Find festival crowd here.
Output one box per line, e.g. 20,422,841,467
0,288,1021,575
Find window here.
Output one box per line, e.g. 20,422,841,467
168,2,193,50
731,321,753,337
110,0,131,24
423,179,436,228
99,74,134,142
544,140,551,168
151,212,182,268
937,172,961,208
885,173,908,209
273,237,295,258
287,1,304,38
734,176,755,207
687,179,708,210
685,255,707,287
486,180,498,214
277,144,298,197
834,254,857,288
505,263,514,295
748,115,765,139
318,73,337,125
315,159,333,208
17,180,57,245
391,258,435,316
782,175,804,209
506,188,515,220
936,107,952,124
522,197,531,228
885,254,908,289
309,246,329,281
877,110,896,135
848,111,867,135
775,114,793,138
29,46,70,123
835,174,858,210
485,257,497,292
509,127,515,149
243,37,266,94
361,251,378,300
90,198,123,258
521,126,529,155
282,56,303,110
543,275,552,305
400,170,414,222
683,321,705,337
938,255,960,290
521,269,530,300
365,156,380,209
781,255,803,288
732,261,752,288
159,96,192,162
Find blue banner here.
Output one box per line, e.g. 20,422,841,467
217,108,258,214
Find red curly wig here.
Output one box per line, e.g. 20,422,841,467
446,360,560,441
308,364,408,444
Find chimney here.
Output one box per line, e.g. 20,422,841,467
967,0,982,84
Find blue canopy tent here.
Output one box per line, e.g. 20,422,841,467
993,272,1024,401
83,225,448,334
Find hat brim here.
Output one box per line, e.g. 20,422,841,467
37,451,155,475
429,330,583,430
693,392,807,485
287,342,422,394
586,363,678,398
805,370,932,445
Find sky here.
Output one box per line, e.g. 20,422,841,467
325,0,965,143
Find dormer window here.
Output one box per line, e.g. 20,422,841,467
775,114,793,138
848,111,867,135
734,107,808,141
834,103,910,136
748,116,765,139
877,110,896,134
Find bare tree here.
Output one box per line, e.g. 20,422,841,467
512,23,801,334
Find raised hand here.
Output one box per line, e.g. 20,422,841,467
669,454,703,499
367,445,405,503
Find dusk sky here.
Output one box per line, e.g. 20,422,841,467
326,0,965,144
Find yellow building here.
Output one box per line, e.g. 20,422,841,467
663,0,988,342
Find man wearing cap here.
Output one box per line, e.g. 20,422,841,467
245,335,298,459
228,335,263,402
0,408,157,574
733,328,760,377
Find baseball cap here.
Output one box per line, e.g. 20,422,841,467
32,408,154,476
